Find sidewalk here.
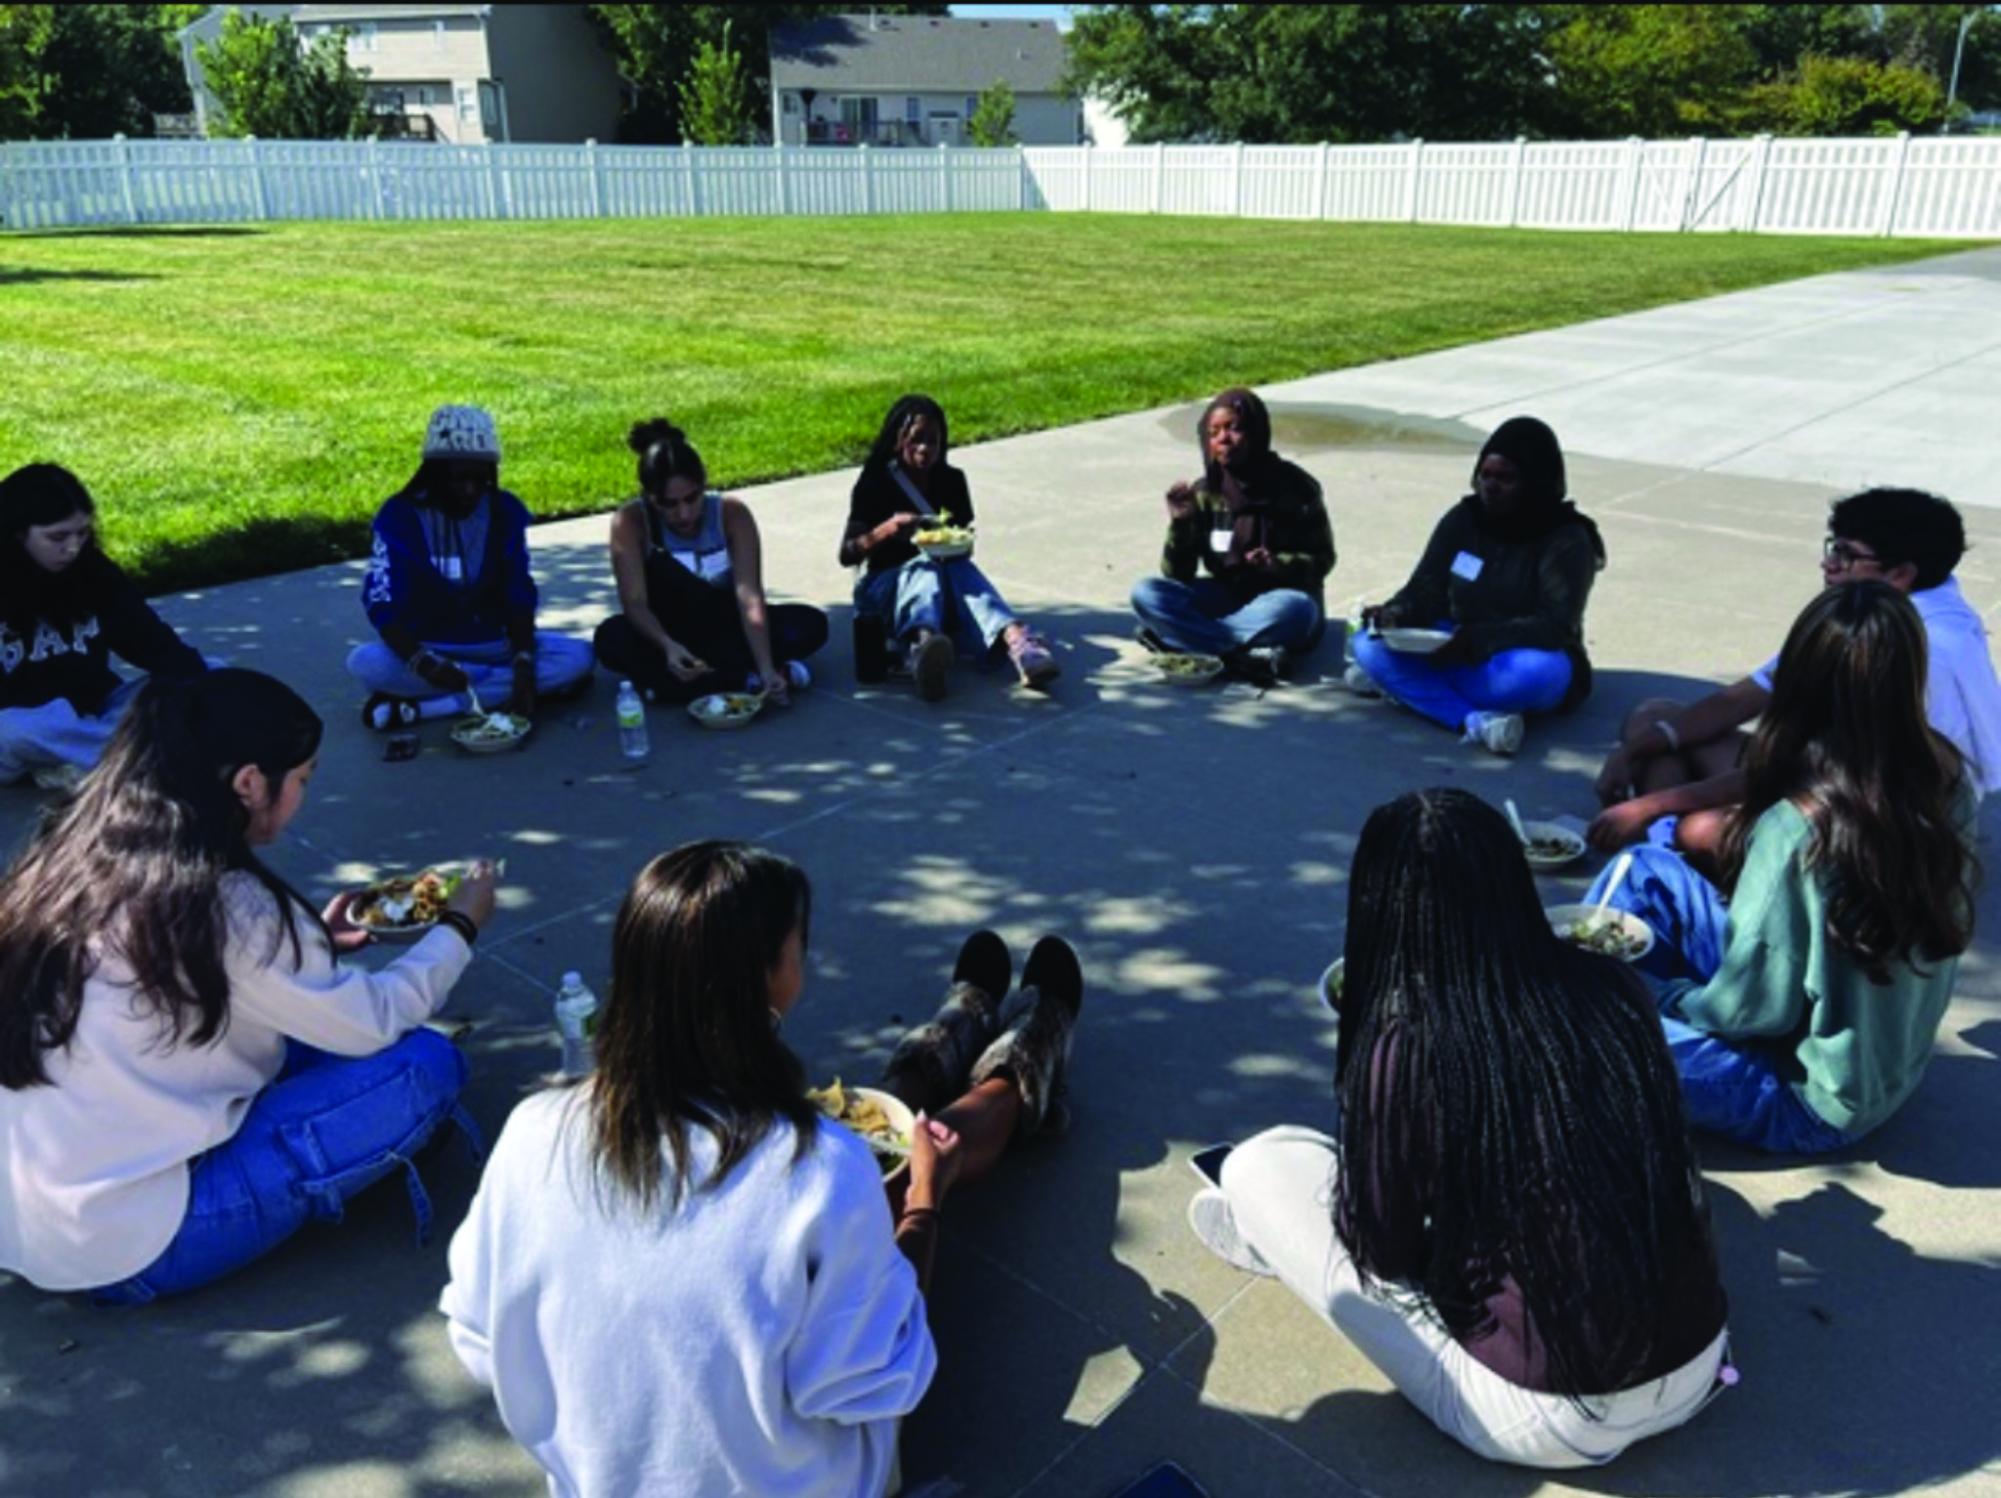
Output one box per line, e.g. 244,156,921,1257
2,248,1998,1498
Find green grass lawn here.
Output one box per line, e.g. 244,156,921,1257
0,214,1965,592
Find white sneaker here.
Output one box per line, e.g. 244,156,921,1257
1341,663,1382,697
1464,710,1525,756
1186,1187,1276,1277
785,660,812,690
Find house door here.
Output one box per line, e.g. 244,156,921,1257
929,114,959,146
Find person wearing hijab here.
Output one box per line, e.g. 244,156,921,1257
347,406,595,730
1349,417,1605,756
1130,387,1335,684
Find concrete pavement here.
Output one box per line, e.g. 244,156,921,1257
3,247,1999,1498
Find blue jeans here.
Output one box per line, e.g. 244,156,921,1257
0,677,145,783
1129,576,1323,657
1586,847,1850,1155
91,1030,478,1305
346,633,595,706
854,557,1018,655
1349,630,1572,732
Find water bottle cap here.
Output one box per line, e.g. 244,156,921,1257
619,680,634,691
561,970,582,989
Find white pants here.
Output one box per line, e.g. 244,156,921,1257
1221,1125,1730,1469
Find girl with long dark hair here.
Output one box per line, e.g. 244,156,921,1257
1130,386,1335,685
1189,789,1730,1467
346,406,594,730
0,462,206,791
1350,416,1604,756
1590,580,1977,1153
444,841,1084,1495
593,417,829,704
839,394,1060,700
0,669,497,1303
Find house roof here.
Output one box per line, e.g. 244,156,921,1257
293,3,489,21
769,14,1069,96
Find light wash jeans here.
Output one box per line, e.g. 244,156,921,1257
346,633,595,708
1349,629,1572,731
854,557,1019,656
0,677,147,783
1129,576,1323,658
92,1031,477,1306
1586,847,1851,1155
1221,1125,1731,1469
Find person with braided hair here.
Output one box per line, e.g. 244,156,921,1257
1188,788,1731,1468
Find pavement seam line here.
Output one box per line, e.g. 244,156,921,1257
1151,1356,1384,1498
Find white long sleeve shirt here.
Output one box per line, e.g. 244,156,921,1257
441,1090,935,1498
0,873,470,1291
1755,576,2001,793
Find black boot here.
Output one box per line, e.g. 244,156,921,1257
970,936,1083,1138
879,931,1011,1114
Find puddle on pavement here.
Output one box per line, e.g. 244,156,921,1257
1160,402,1488,455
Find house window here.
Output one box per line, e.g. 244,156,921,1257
434,19,448,50
965,96,977,119
456,83,480,124
906,96,920,124
355,22,377,52
783,93,799,116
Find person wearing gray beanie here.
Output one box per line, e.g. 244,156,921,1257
345,405,594,730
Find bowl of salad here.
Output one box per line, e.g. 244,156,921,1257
912,514,975,562
687,692,764,730
1545,904,1654,962
450,711,531,755
1154,652,1225,687
350,863,468,944
807,1079,914,1179
1520,822,1588,871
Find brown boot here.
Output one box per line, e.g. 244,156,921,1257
879,931,1011,1114
970,936,1082,1139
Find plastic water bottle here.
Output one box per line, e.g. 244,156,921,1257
554,971,599,1077
615,679,649,761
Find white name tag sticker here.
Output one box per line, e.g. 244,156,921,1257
1450,550,1485,581
1210,527,1235,554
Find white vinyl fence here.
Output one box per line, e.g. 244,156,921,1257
4,133,1998,238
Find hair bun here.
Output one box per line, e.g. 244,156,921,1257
628,418,683,455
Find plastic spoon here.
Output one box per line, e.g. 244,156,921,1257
1504,798,1531,846
1591,851,1635,932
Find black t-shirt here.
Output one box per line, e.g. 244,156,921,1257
840,463,974,575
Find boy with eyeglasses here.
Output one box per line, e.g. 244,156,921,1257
1589,487,2001,861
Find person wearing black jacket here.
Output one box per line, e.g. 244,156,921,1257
1130,387,1336,685
0,464,205,789
839,395,1059,701
1350,418,1604,756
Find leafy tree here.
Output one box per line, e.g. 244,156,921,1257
967,79,1017,147
195,11,371,140
1067,4,1557,145
34,5,193,139
0,4,54,140
1540,5,1759,138
590,4,946,144
677,20,750,144
1745,53,1950,135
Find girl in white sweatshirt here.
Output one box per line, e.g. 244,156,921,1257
0,668,497,1303
442,840,1084,1498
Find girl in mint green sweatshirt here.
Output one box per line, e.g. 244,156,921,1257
1589,580,1976,1153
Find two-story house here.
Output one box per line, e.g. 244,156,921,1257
179,4,623,144
768,13,1081,148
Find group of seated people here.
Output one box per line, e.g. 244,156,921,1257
0,384,1996,1486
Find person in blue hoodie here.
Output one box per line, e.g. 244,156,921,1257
347,407,593,729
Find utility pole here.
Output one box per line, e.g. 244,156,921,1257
1945,7,1976,132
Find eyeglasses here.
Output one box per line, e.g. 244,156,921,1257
1823,537,1883,569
